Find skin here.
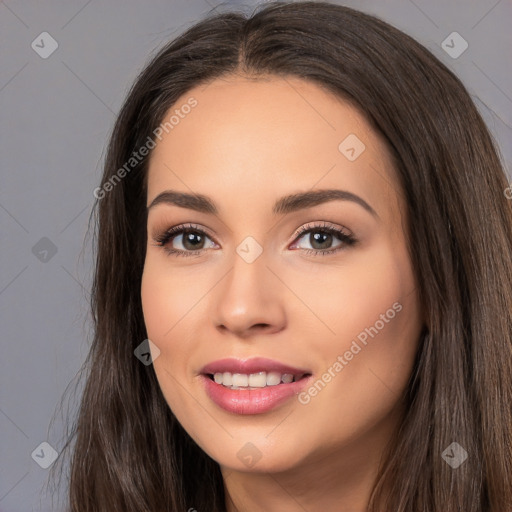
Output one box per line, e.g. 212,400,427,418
141,74,424,511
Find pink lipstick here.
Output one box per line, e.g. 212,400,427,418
200,357,313,415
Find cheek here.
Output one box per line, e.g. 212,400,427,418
140,254,206,340
299,244,421,432
140,258,194,406
291,241,418,353
141,265,174,342
332,244,420,376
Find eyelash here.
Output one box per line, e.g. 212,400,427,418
153,222,357,258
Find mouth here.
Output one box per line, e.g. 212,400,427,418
200,357,312,383
203,371,312,390
200,370,314,415
199,357,313,413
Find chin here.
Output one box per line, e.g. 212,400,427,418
204,437,308,474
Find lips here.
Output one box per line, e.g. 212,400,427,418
200,357,311,376
199,357,313,414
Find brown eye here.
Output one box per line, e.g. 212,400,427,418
155,224,217,257
177,230,208,251
290,223,356,255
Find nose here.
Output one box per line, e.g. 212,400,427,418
212,252,287,339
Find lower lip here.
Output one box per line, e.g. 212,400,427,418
201,374,313,415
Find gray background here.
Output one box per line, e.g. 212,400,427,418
1,0,511,510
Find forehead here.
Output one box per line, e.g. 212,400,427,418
146,75,401,222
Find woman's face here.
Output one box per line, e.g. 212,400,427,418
141,75,423,474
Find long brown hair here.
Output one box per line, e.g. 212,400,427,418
51,1,512,510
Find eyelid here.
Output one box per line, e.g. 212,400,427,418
152,222,216,243
290,220,353,241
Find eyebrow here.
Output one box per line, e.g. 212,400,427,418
147,189,378,218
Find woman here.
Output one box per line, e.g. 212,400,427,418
54,1,512,510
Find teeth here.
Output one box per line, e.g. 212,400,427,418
266,371,281,386
211,371,302,388
281,373,294,383
249,372,267,387
232,373,248,387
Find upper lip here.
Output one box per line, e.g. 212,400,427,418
200,357,311,376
